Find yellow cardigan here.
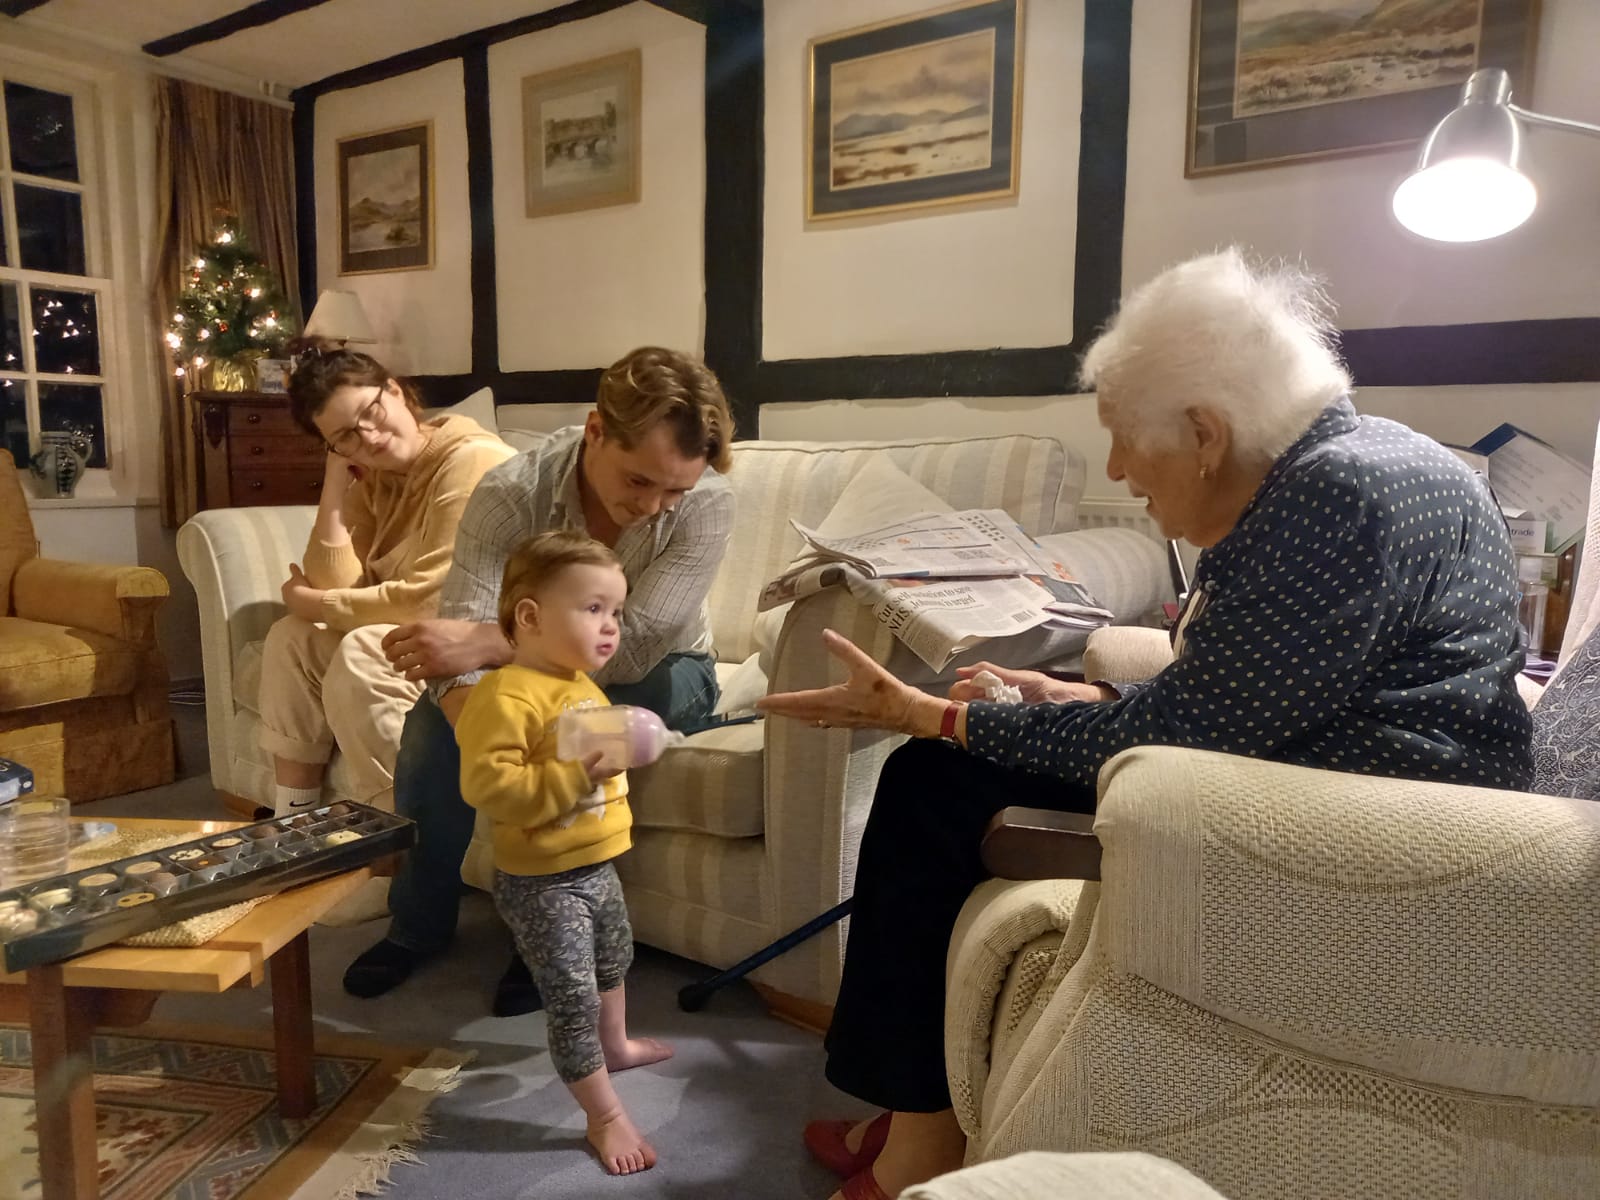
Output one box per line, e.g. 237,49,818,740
455,665,632,877
301,414,513,630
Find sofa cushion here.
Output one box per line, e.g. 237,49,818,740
0,616,142,708
711,435,1082,664
628,718,765,838
0,451,37,614
616,826,768,918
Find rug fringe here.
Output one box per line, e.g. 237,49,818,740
292,1049,475,1200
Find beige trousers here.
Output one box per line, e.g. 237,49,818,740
257,617,423,809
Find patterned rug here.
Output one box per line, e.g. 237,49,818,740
0,1022,470,1199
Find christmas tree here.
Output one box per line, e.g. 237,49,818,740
167,211,296,383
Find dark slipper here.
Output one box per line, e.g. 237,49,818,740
493,952,544,1017
342,938,426,999
803,1111,891,1178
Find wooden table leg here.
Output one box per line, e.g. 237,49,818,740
269,929,316,1118
27,965,100,1200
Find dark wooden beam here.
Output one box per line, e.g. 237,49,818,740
143,0,339,57
0,0,54,18
1339,318,1600,386
295,0,634,99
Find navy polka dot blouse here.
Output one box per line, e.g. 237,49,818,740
967,397,1534,791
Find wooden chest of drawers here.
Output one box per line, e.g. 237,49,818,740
189,390,325,510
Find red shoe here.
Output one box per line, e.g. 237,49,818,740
840,1166,893,1200
803,1111,891,1178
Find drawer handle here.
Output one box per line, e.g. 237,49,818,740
246,412,262,424
250,444,265,456
308,479,321,490
250,480,264,490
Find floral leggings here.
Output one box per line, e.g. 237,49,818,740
494,860,634,1083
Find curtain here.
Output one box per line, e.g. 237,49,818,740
152,79,298,528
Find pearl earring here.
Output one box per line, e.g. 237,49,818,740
1199,464,1211,481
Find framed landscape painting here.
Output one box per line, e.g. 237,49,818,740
1187,0,1540,176
523,49,642,219
337,121,433,274
807,0,1023,222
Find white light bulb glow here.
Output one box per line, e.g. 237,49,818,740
1392,157,1537,242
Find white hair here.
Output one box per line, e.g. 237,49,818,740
1079,248,1352,465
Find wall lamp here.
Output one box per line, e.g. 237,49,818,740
1392,67,1600,243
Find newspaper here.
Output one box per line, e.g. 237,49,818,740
759,509,1113,670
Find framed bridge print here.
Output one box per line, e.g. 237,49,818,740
337,121,434,274
1187,0,1540,176
523,49,642,219
807,0,1023,222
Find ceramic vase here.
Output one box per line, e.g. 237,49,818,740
29,431,92,499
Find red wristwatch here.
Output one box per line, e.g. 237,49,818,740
939,701,962,744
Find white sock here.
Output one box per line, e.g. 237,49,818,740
274,784,322,817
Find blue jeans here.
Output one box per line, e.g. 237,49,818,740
385,652,718,955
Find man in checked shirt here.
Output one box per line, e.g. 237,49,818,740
342,347,736,1013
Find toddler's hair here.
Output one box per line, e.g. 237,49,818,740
498,531,624,639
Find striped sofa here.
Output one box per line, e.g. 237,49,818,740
179,424,1167,1010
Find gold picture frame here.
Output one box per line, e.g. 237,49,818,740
806,0,1024,223
337,121,434,274
523,49,643,219
1186,0,1541,176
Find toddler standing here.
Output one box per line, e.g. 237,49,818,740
455,531,672,1175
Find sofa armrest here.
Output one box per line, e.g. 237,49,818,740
176,505,316,795
1083,625,1172,684
1094,745,1600,1106
12,557,169,643
981,807,1101,880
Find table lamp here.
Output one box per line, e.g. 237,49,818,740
302,289,376,346
1392,67,1600,243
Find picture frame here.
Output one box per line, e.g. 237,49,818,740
254,358,291,394
337,121,434,274
806,0,1023,223
523,49,642,219
1187,0,1541,177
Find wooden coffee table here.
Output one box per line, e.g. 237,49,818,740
0,817,374,1200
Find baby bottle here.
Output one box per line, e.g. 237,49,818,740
556,705,672,771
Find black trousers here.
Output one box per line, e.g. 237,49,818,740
823,739,1096,1113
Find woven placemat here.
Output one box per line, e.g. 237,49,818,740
69,829,268,948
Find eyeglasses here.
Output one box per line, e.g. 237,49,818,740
326,387,387,456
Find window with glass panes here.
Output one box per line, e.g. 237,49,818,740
0,77,110,471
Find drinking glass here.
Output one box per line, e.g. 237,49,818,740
0,797,72,888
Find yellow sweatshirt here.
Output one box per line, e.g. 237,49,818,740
301,414,514,631
455,664,632,876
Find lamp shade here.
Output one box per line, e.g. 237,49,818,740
303,289,376,343
1392,68,1538,242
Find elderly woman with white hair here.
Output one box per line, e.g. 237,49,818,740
757,248,1533,1200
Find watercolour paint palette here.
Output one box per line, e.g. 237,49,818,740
0,802,414,972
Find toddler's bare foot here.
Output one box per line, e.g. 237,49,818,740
587,1109,657,1175
604,1035,674,1072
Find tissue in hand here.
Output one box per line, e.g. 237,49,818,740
556,706,674,770
971,669,1024,705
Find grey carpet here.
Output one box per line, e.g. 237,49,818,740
86,704,872,1199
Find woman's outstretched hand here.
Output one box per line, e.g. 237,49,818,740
756,628,944,736
948,662,1114,705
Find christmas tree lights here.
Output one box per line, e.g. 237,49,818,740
167,211,297,383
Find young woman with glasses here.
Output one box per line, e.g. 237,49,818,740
254,343,514,833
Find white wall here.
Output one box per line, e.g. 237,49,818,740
312,59,473,375
1123,0,1600,330
762,0,1082,360
310,1,705,378
488,3,705,369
